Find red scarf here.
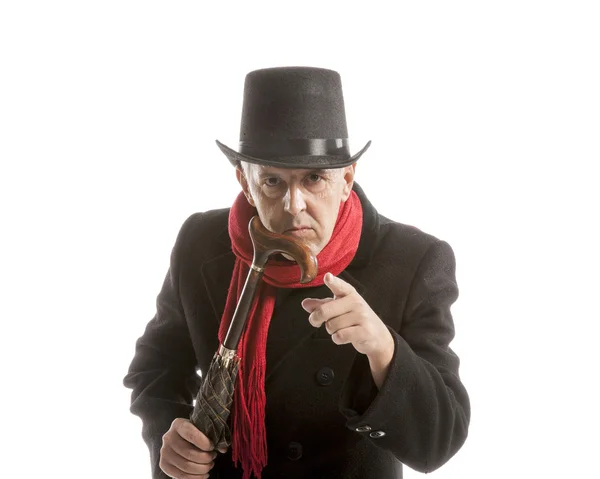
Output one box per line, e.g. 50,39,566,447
219,189,363,479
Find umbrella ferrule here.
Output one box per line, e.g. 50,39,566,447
218,345,238,367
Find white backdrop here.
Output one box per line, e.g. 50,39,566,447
1,1,599,478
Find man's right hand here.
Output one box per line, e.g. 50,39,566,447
159,418,228,479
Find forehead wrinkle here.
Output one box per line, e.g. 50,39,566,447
256,166,338,179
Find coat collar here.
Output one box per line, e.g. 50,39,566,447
347,182,380,270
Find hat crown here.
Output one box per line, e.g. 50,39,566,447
239,66,349,141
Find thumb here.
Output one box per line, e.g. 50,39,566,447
323,272,353,298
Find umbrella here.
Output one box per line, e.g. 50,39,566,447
189,215,318,450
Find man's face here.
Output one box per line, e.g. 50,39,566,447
236,161,356,256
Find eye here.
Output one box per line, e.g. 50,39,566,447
264,177,280,187
307,174,322,183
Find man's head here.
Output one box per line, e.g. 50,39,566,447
216,66,369,256
236,161,356,256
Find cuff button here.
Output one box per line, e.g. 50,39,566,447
369,430,386,438
355,425,372,433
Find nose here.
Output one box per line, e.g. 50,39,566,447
283,185,307,216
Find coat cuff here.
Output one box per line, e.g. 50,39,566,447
339,326,406,442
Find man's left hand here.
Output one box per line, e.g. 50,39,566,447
301,272,394,362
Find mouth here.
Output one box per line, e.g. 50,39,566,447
284,227,313,237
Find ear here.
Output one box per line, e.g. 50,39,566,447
235,166,256,207
340,163,357,201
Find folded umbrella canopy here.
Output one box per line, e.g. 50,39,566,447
190,215,318,450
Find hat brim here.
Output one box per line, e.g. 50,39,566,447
215,139,371,169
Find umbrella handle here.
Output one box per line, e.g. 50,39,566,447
222,215,318,350
249,216,318,284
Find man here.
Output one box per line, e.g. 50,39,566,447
123,66,470,479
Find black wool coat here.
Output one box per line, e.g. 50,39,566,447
123,183,471,479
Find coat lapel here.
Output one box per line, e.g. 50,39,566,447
200,252,235,326
200,224,235,326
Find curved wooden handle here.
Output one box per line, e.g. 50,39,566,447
249,216,318,283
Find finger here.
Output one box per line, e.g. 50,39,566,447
324,312,359,336
170,433,218,465
301,297,333,313
175,419,214,451
308,294,354,328
163,454,214,477
160,458,211,479
330,325,362,345
324,272,355,298
161,441,215,476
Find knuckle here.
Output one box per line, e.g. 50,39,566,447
172,417,185,428
160,443,173,461
320,302,333,317
313,308,326,324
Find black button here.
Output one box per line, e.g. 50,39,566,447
316,367,335,386
287,442,303,461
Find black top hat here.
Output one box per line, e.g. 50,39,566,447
216,66,371,169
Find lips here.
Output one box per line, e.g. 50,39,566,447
285,226,311,232
283,226,313,237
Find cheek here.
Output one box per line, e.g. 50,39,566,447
253,191,284,230
312,190,342,232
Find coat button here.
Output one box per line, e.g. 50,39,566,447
370,430,386,438
355,425,372,433
316,367,335,386
287,442,303,461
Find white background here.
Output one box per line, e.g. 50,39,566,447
1,1,599,478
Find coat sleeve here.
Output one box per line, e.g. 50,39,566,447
339,239,471,473
123,215,202,479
